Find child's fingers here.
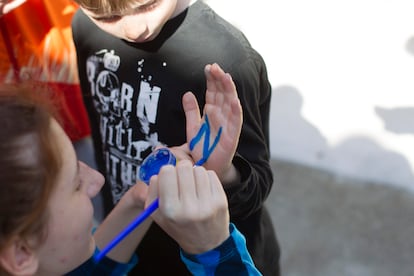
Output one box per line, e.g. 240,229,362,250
209,63,227,93
205,64,221,104
227,97,243,139
222,73,237,98
182,91,201,122
182,91,202,139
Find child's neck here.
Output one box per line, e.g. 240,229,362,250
172,0,197,18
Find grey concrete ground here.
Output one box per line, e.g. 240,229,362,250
267,159,414,276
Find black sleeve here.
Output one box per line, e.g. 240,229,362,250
225,51,273,220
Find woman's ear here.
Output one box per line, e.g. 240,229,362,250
0,238,39,276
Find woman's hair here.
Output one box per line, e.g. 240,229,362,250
73,0,149,15
0,84,62,274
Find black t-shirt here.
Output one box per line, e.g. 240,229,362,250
72,1,279,275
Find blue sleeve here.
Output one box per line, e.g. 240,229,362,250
180,223,262,276
65,247,138,276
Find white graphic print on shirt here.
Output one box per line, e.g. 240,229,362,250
86,49,164,203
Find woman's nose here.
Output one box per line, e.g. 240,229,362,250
79,161,104,198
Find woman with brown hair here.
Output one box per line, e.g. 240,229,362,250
0,84,260,275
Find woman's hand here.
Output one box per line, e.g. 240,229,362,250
146,160,230,254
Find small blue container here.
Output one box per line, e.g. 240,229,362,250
139,148,177,185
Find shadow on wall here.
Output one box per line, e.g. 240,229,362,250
269,85,414,190
375,106,414,134
376,34,414,134
269,85,328,165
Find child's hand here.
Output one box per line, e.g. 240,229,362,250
147,160,230,254
163,144,193,163
182,63,242,184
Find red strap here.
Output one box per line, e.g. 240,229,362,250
0,17,20,82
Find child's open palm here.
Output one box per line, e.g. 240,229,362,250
182,63,242,183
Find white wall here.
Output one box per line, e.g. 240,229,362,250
204,0,414,192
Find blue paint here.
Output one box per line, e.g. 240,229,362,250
190,115,223,166
139,148,177,184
